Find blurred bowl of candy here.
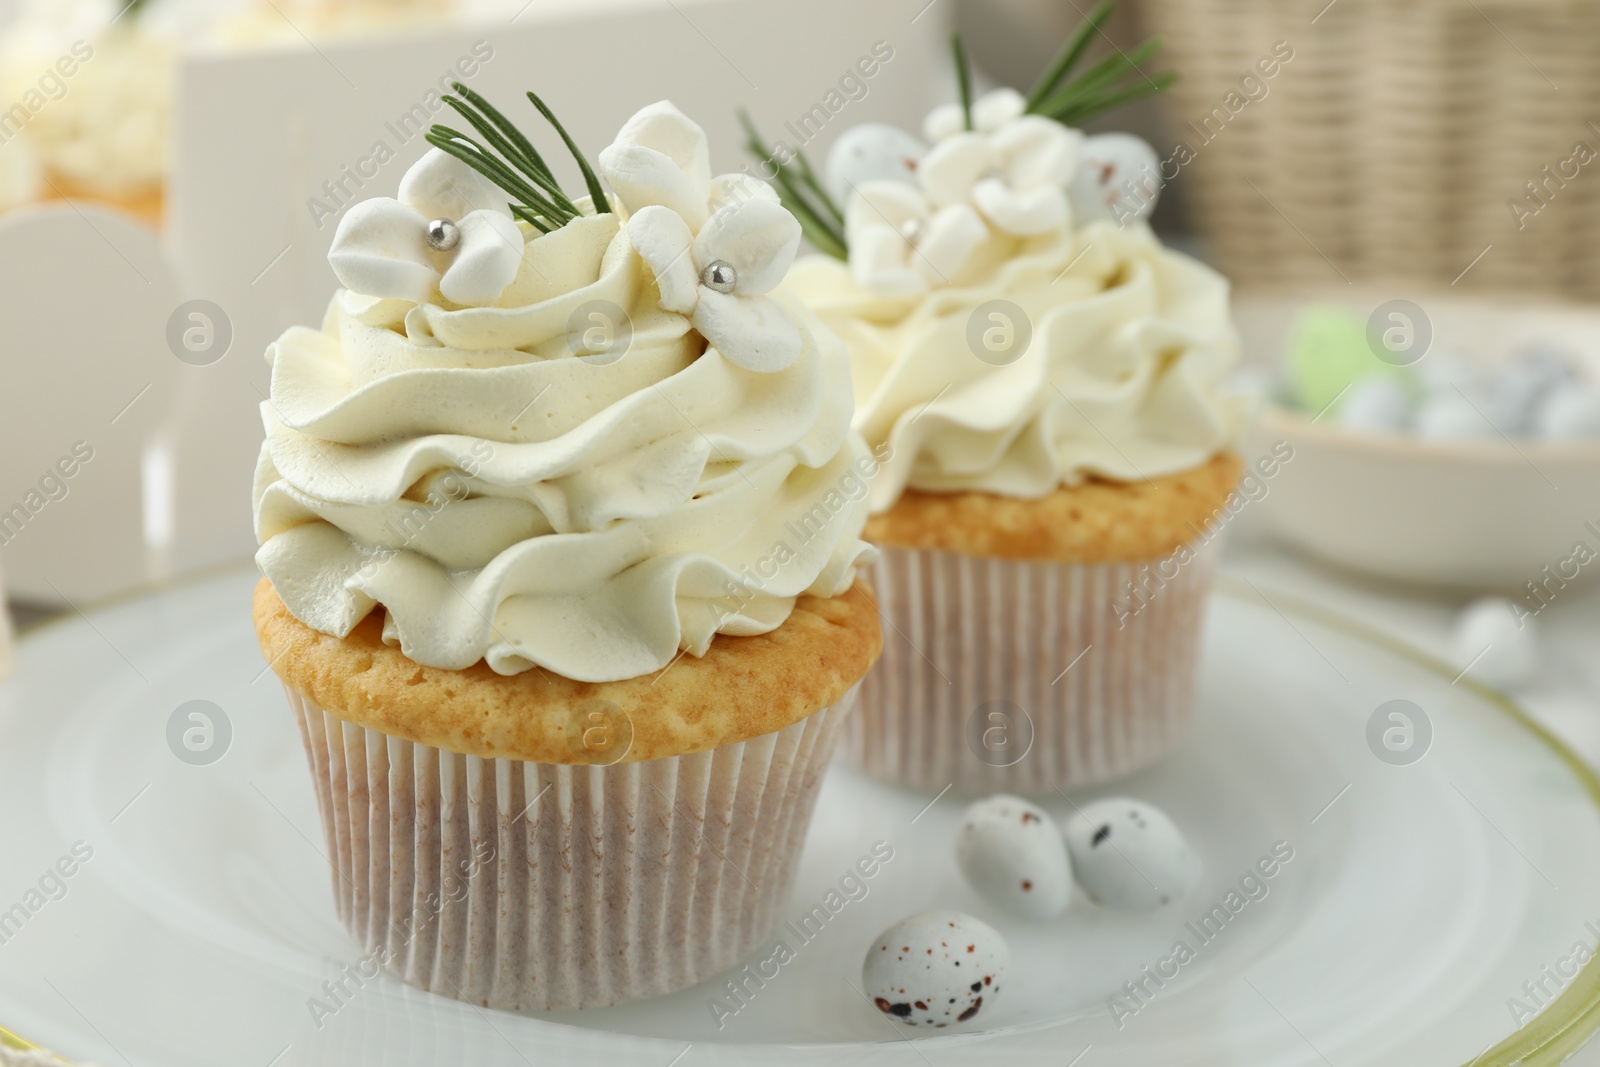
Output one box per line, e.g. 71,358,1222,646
1236,289,1600,591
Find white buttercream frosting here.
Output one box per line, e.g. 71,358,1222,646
256,107,874,682
787,219,1248,513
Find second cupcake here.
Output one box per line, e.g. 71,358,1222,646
775,28,1249,795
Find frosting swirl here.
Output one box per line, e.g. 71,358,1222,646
255,202,874,681
786,219,1248,513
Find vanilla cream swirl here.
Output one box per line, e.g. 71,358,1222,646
254,212,874,681
786,220,1249,513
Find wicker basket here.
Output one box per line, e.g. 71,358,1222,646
1138,0,1600,297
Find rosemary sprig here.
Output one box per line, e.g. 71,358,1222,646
450,83,558,185
1024,2,1174,126
1052,71,1176,128
425,85,611,230
952,33,974,132
1024,0,1114,111
737,110,848,260
525,91,610,210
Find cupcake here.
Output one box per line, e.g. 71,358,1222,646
252,91,880,1010
218,0,456,49
769,20,1249,794
0,0,172,224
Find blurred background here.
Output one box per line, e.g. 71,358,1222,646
0,0,1596,749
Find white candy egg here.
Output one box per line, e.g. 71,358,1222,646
1491,347,1580,435
824,123,927,208
953,795,1072,920
1414,392,1500,440
1454,597,1539,689
1063,798,1199,911
1337,376,1412,432
1068,133,1162,225
863,911,1010,1028
1537,388,1600,440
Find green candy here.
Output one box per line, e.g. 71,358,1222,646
1286,306,1412,415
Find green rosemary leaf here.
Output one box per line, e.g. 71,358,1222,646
449,82,555,183
790,146,846,228
442,96,577,214
952,33,974,131
777,181,848,259
525,91,612,214
1052,71,1176,127
1034,38,1164,119
780,189,849,259
509,203,554,234
736,109,848,258
425,129,574,224
119,0,152,21
441,97,553,195
1024,0,1114,112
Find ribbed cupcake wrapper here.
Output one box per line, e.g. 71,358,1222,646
284,685,856,1012
846,533,1221,795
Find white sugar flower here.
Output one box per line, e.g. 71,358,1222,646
597,100,715,228
922,87,1027,143
626,194,801,371
329,148,524,307
601,101,804,371
919,115,1080,236
844,180,988,297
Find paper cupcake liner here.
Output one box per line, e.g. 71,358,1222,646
285,684,856,1012
846,532,1221,795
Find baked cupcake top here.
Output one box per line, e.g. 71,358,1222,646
254,95,874,683
772,38,1249,515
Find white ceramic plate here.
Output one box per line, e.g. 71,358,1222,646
0,566,1598,1066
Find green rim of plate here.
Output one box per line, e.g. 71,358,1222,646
1219,578,1600,1067
6,566,1599,1063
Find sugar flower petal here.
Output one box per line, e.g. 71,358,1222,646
626,205,700,313
915,203,989,283
439,209,525,306
398,148,510,219
693,198,800,297
919,132,991,207
329,197,439,304
598,101,713,226
694,290,802,372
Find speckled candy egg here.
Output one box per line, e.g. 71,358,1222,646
863,911,1009,1028
824,123,927,207
1063,798,1199,911
953,795,1072,920
1068,132,1162,224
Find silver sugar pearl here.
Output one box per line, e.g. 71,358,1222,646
426,218,461,252
701,260,738,294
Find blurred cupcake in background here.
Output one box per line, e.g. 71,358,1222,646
0,0,174,224
218,0,457,48
770,8,1251,795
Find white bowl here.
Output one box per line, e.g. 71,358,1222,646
1236,289,1600,591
